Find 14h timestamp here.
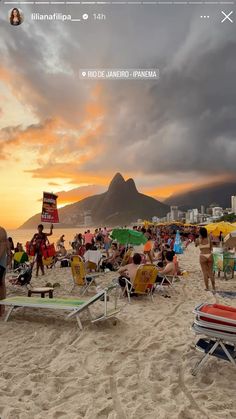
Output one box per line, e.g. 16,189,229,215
93,13,106,20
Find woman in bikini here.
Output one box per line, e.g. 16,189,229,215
195,227,215,292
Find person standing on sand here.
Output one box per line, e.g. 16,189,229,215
0,227,9,316
195,227,215,292
84,230,94,245
143,228,153,263
31,224,53,277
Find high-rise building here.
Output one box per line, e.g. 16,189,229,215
186,208,199,224
170,206,179,221
231,196,236,214
200,205,205,214
212,207,223,219
166,212,171,222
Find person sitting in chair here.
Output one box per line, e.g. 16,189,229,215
155,251,176,283
101,242,120,271
118,253,142,289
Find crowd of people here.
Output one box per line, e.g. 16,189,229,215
0,221,230,317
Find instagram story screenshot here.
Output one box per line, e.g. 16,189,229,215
0,0,236,417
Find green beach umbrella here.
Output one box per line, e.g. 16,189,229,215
111,228,148,245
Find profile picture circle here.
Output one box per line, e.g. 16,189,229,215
9,8,24,26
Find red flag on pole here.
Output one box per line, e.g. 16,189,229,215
41,192,59,223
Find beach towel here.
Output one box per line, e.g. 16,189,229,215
84,250,101,267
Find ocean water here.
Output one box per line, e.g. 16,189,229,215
7,228,91,249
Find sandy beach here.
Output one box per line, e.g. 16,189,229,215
1,244,236,419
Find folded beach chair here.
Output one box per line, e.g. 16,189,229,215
0,284,120,330
191,303,236,376
71,255,100,295
123,264,158,303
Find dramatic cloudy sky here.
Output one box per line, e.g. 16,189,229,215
0,2,235,227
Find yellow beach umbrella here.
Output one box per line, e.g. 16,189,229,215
143,220,153,228
206,221,235,236
224,231,236,247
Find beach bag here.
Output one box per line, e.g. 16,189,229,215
61,259,69,268
42,243,56,258
26,241,35,256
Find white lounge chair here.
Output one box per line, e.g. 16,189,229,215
0,284,120,330
191,303,236,375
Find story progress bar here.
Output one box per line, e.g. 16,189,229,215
3,1,235,4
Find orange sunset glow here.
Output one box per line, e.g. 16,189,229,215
1,16,234,230
0,64,196,229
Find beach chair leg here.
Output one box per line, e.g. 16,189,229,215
80,284,88,296
165,277,175,292
88,278,96,290
114,286,118,309
127,290,131,303
191,341,219,376
154,284,160,295
219,341,236,366
81,278,95,296
87,307,93,321
150,289,154,302
125,284,131,303
124,280,131,303
5,306,15,322
75,314,83,330
104,291,107,317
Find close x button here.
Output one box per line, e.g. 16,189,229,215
221,11,234,23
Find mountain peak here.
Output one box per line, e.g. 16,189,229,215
108,173,125,191
126,178,137,193
20,171,169,228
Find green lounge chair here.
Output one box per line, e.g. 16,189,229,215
0,284,120,330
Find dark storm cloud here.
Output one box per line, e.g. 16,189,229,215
0,5,235,180
81,22,236,176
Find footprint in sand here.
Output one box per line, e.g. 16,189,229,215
23,389,32,396
52,411,67,418
1,372,13,379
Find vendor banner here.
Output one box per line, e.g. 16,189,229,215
41,192,59,223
